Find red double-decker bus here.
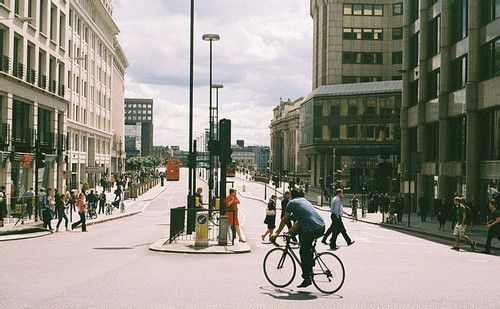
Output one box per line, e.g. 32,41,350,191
166,159,181,181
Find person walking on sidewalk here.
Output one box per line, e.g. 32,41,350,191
437,197,447,231
42,188,54,232
55,193,69,232
271,189,325,288
225,189,245,243
98,191,106,215
322,188,355,250
71,193,87,232
452,196,475,251
351,195,359,222
395,193,404,223
419,193,427,222
23,187,35,220
482,201,500,254
262,195,277,242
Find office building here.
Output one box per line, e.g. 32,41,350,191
124,98,153,157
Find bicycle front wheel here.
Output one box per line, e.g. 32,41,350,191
263,248,296,288
312,252,345,294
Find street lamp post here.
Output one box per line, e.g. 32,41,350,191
202,33,220,210
212,83,223,196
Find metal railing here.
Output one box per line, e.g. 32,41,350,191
48,79,57,93
38,130,56,153
12,127,35,151
0,55,10,73
168,208,235,244
12,61,24,79
38,74,47,89
26,68,36,84
58,83,65,97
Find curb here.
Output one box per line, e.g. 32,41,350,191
149,238,251,254
0,231,52,242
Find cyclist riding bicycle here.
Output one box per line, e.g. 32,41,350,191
270,189,325,288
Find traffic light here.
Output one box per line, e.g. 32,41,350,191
219,119,232,163
36,149,45,168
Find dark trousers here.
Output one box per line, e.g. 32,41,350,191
299,227,325,280
485,227,499,253
324,214,352,246
71,212,86,231
56,210,68,229
98,203,105,214
42,209,53,230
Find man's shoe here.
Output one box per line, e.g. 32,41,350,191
321,239,328,245
347,241,355,246
297,279,312,288
470,241,476,251
451,246,460,251
330,245,339,250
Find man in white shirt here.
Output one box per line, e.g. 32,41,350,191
322,188,355,250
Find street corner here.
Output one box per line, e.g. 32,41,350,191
149,237,251,254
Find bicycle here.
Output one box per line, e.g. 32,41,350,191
263,234,345,294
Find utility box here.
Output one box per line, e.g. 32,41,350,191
218,215,228,246
195,211,209,247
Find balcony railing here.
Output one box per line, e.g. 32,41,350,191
0,123,10,150
58,83,65,97
26,68,36,85
0,55,10,73
12,127,35,152
38,130,56,154
12,61,24,79
48,79,57,93
38,74,47,89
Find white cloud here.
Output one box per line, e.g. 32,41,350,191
114,0,312,149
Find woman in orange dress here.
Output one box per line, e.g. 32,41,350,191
226,188,245,242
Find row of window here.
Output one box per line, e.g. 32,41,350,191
342,52,383,65
126,109,152,115
314,124,398,141
125,115,152,122
342,3,384,16
342,76,383,83
69,132,111,154
343,28,383,40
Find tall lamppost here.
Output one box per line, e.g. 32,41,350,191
212,83,223,196
202,33,220,209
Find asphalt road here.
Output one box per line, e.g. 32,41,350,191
0,169,498,309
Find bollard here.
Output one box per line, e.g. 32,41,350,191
242,184,246,192
218,215,228,246
317,196,322,206
214,198,220,210
195,211,209,247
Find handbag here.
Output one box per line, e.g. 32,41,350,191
266,209,276,216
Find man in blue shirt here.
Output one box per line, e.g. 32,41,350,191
271,189,325,288
322,188,355,249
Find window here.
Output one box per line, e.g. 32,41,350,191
343,4,353,15
392,27,403,40
363,4,373,16
362,28,373,40
451,0,468,44
14,0,21,15
450,55,467,91
409,0,419,22
366,126,375,139
393,3,403,15
373,4,383,16
39,0,47,34
353,4,362,15
409,80,419,107
348,105,357,115
428,69,440,100
409,32,420,69
392,52,402,64
480,38,500,80
428,16,441,56
348,126,357,139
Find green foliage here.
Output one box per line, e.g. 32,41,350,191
125,156,160,171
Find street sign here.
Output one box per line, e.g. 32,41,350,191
86,166,104,174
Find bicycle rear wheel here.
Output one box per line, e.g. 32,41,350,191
311,252,345,294
263,248,296,288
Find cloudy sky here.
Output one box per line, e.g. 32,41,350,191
114,0,312,149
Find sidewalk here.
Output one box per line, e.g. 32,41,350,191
0,183,166,241
238,176,499,253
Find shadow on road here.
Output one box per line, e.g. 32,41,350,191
259,286,342,301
